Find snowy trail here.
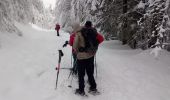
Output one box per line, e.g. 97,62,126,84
0,24,170,100
97,41,170,100
0,24,72,100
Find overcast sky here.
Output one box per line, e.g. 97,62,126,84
41,0,57,8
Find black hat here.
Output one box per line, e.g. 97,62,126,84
85,21,92,27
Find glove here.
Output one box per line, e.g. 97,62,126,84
63,41,69,47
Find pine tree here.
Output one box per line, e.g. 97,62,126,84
54,0,170,52
137,0,169,50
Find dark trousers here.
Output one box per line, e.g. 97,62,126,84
77,56,96,91
57,30,59,36
72,53,77,74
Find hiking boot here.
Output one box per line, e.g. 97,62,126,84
75,89,86,96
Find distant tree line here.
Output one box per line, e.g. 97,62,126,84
55,0,170,51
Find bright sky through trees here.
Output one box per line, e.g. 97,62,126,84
41,0,57,8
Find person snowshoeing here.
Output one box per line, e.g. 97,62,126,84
55,23,60,36
63,22,82,75
73,21,104,96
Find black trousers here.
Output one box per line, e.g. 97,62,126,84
72,53,77,74
57,30,59,36
77,56,96,91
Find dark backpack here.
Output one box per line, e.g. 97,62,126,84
79,27,99,53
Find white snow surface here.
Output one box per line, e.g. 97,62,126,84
0,23,170,100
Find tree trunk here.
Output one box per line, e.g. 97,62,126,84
122,0,127,45
167,1,170,51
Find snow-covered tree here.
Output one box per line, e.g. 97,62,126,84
54,0,101,32
0,0,54,34
54,0,72,28
136,0,169,50
0,0,21,34
54,0,170,51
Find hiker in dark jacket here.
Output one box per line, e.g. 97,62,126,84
73,21,104,95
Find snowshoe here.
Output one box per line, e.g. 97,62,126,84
75,89,88,97
88,89,100,96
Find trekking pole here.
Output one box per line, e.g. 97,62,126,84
94,55,97,78
55,50,64,89
68,73,74,88
68,58,77,79
68,58,78,88
71,53,73,69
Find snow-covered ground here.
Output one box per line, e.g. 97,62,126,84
0,24,170,100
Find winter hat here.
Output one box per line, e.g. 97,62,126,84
85,21,92,27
